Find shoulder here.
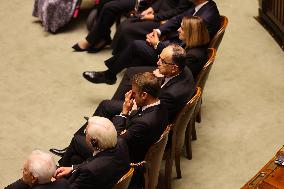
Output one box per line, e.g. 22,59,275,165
186,46,207,55
186,47,207,60
161,68,194,96
32,179,70,189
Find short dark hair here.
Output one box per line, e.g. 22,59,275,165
131,72,161,98
169,44,186,70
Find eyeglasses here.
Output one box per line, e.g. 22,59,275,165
158,55,175,65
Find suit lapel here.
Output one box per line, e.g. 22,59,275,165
162,69,186,89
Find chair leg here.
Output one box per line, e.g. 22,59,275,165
165,152,173,189
191,120,197,141
175,153,182,178
185,119,193,160
196,98,202,123
196,108,201,123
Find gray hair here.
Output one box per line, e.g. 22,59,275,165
26,150,56,184
87,116,117,149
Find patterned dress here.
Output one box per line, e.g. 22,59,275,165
32,0,81,33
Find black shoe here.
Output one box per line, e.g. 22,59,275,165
87,39,112,53
82,71,116,85
49,147,67,157
72,43,87,52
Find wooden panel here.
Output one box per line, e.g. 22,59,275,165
258,0,284,48
265,0,284,32
241,146,284,189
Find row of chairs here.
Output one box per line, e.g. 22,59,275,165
112,15,228,189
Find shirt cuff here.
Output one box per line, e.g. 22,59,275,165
154,29,161,37
116,113,127,119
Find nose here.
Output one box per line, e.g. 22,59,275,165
157,58,161,66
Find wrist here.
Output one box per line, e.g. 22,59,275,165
154,41,160,49
121,111,128,116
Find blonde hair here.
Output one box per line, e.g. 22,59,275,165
181,16,210,49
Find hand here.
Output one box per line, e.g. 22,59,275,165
131,100,138,111
122,90,134,115
141,7,154,17
141,14,154,21
146,30,159,47
54,167,72,179
153,69,164,78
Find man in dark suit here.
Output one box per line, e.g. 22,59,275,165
111,0,193,54
93,44,195,122
50,45,192,162
112,71,168,163
53,72,168,164
82,0,219,84
111,0,218,54
73,0,192,53
55,116,130,189
5,150,70,189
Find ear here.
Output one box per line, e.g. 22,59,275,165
31,176,38,186
171,65,179,74
90,138,99,148
141,92,148,100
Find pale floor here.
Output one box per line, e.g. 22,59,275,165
0,0,284,188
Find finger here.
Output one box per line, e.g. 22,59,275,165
54,168,61,176
125,91,131,97
125,91,132,100
55,172,64,179
153,31,158,38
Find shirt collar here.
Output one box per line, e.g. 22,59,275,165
194,1,209,15
141,100,161,111
161,73,179,88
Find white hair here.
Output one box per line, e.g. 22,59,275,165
87,116,117,149
26,150,56,184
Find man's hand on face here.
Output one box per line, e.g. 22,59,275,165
122,90,134,115
54,167,72,179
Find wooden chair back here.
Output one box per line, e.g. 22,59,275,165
131,125,171,189
195,48,216,90
144,125,171,189
112,167,134,189
209,15,229,50
164,87,202,189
